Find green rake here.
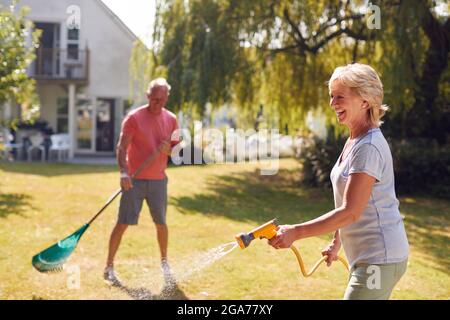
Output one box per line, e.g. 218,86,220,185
32,149,161,273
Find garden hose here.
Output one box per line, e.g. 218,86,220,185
235,219,349,278
290,245,349,277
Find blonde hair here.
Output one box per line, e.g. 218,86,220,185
328,63,389,127
147,77,171,94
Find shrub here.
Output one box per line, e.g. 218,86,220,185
299,129,346,189
389,138,450,198
300,131,450,198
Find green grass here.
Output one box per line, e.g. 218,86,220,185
0,159,448,300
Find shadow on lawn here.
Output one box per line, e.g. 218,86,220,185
115,282,189,300
0,162,117,177
399,198,450,276
171,168,450,275
170,168,334,226
0,193,34,218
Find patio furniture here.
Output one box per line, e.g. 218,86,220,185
1,129,24,161
3,142,24,161
27,134,45,162
49,134,71,161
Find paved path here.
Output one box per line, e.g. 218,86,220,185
67,156,117,165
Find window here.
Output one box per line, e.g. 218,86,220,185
67,44,79,60
67,28,79,60
67,28,79,41
57,97,69,133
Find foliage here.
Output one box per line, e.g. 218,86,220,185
299,126,346,188
299,129,450,198
131,0,449,141
390,138,450,198
0,0,41,122
378,0,450,143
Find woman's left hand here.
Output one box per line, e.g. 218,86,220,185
268,225,297,249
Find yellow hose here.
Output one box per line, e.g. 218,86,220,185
290,245,349,277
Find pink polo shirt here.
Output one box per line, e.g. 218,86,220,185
122,106,179,180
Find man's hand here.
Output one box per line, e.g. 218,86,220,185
120,175,133,191
321,239,341,267
158,140,171,155
268,225,297,249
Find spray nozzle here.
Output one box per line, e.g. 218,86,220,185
235,219,279,249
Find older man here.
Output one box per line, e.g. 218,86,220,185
104,78,179,286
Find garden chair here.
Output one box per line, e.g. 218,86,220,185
27,134,45,162
49,134,70,161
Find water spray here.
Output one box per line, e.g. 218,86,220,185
235,219,349,277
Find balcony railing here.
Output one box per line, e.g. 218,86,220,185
29,48,89,84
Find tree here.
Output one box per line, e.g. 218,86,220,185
404,0,449,142
0,0,40,122
134,0,449,141
374,0,449,143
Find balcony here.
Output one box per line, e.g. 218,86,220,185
29,48,89,85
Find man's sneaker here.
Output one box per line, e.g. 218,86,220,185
103,266,122,287
161,260,176,286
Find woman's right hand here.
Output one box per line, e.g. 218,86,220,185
321,240,341,267
120,176,133,191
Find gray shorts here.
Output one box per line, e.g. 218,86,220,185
118,177,168,225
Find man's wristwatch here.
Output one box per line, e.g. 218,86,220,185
120,172,130,179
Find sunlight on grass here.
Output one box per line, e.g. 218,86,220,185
0,159,448,300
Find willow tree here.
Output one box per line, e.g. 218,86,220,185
375,0,449,142
131,0,449,140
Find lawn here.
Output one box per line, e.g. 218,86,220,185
0,159,448,300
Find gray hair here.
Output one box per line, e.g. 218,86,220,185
329,63,389,127
147,77,171,94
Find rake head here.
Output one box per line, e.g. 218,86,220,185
32,224,89,273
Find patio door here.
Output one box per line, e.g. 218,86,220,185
96,98,115,152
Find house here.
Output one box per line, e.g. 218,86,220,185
0,0,139,158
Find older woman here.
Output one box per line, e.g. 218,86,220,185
269,63,409,300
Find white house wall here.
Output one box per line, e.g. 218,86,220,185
1,0,138,154
81,0,137,141
81,0,136,99
36,84,66,131
3,0,136,99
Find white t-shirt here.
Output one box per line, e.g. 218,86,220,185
330,128,409,268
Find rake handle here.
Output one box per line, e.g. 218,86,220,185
86,149,162,225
